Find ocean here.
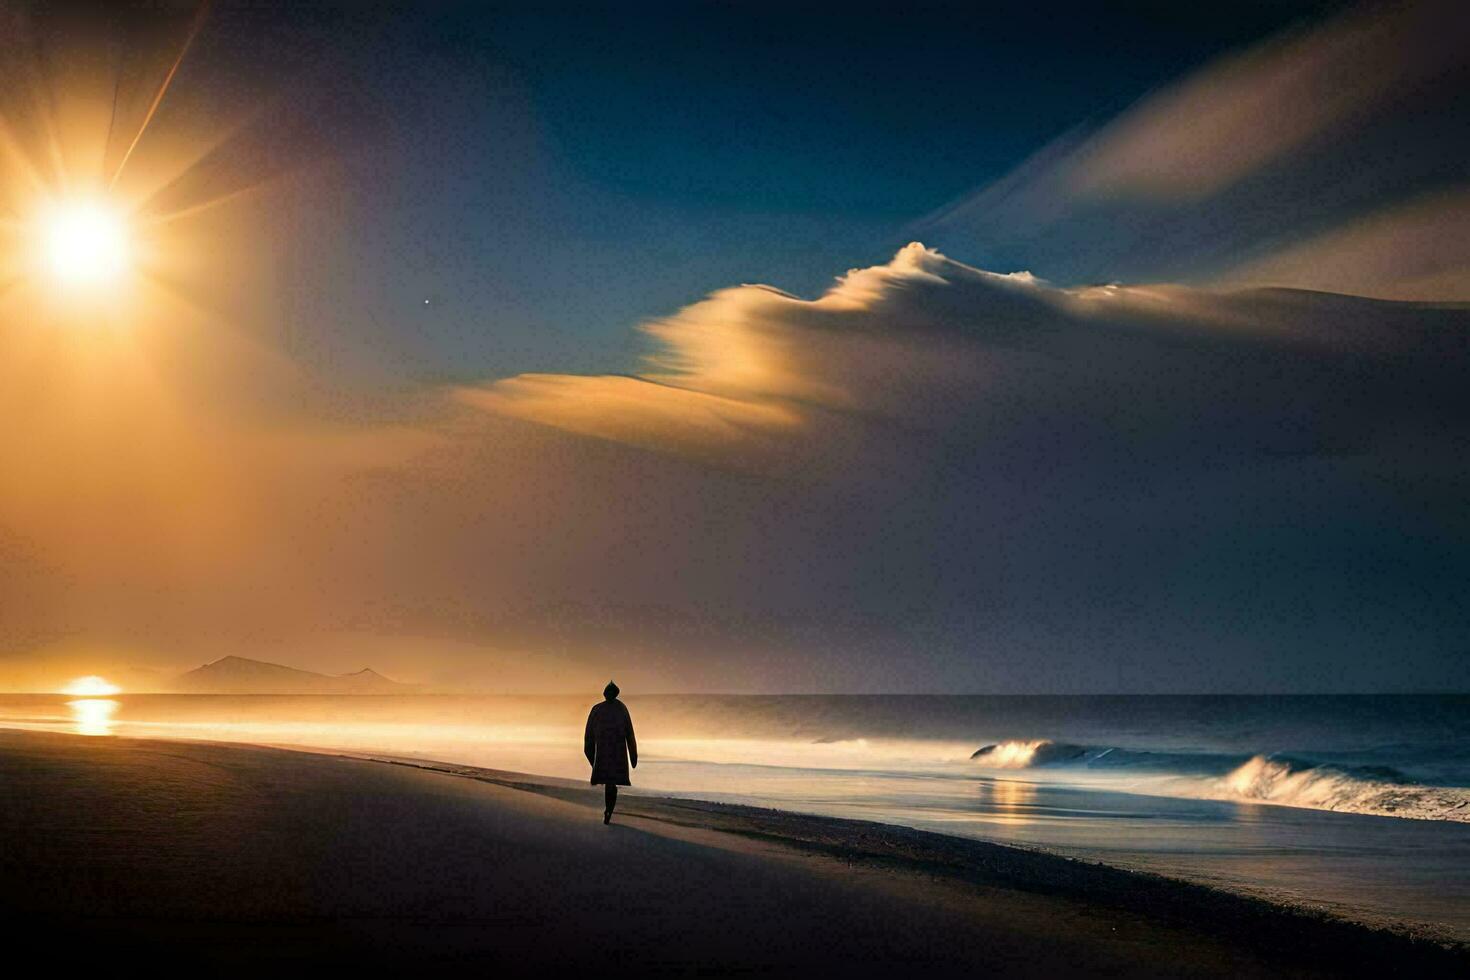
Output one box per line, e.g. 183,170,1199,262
3,692,1467,940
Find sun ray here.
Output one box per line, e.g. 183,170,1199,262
0,121,50,209
128,94,290,216
13,26,69,193
145,171,291,227
107,2,210,193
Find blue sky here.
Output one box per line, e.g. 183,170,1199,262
218,1,1340,382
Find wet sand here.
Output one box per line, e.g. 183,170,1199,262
0,729,1462,976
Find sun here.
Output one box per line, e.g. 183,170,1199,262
36,198,133,288
62,675,122,696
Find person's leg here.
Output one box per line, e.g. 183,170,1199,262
604,783,617,822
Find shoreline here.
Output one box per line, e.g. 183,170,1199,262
356,752,1468,960
2,729,1466,976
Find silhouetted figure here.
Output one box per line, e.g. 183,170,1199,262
585,681,637,824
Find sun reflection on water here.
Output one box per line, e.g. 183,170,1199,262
977,777,1038,825
67,698,120,736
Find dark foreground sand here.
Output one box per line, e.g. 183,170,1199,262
1,730,1463,977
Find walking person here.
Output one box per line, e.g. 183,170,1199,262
584,681,637,823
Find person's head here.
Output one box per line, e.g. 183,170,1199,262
603,681,620,701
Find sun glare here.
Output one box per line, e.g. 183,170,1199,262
67,698,121,736
38,199,132,287
63,675,122,696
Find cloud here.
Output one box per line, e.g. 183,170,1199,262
1051,2,1453,202
442,245,1470,691
1223,186,1470,300
461,243,1468,464
4,244,1469,692
919,0,1470,296
455,244,1015,467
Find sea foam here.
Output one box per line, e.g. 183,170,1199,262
969,738,1470,822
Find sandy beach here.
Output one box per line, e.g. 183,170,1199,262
1,729,1463,977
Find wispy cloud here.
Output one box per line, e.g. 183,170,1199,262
1223,185,1470,300
919,0,1470,297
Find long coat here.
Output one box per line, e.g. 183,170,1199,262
584,698,637,786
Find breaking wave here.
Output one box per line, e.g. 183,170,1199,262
970,739,1091,767
1217,754,1470,822
970,739,1470,822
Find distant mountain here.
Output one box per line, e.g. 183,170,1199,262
173,656,417,694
